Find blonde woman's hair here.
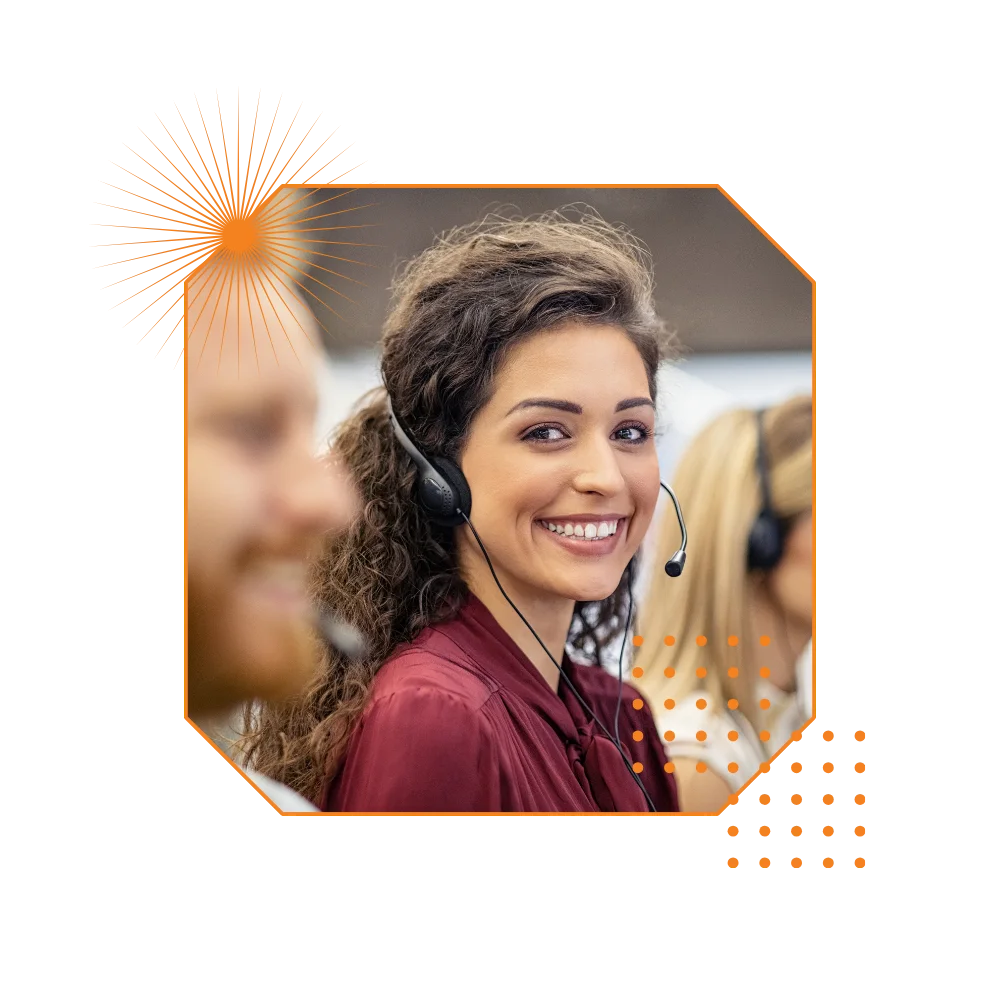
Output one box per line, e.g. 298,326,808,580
635,395,812,726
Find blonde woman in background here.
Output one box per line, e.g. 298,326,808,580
634,395,812,812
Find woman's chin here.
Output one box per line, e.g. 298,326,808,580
518,561,630,605
557,576,624,604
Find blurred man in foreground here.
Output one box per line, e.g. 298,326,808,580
185,263,357,811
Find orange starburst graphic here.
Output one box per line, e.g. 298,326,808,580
93,91,377,367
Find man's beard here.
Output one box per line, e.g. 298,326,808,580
187,569,323,720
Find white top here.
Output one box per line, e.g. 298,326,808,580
245,769,318,812
653,641,812,791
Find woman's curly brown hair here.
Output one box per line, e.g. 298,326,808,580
237,207,676,802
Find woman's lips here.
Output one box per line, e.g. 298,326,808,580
534,517,629,557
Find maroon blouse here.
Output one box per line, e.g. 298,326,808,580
320,594,678,812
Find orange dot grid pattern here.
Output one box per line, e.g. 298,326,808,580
636,633,818,807
718,722,867,870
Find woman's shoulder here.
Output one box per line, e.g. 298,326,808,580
658,691,743,745
665,692,733,737
333,627,506,811
372,624,500,715
657,691,764,791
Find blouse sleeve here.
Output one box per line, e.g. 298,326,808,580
333,686,501,812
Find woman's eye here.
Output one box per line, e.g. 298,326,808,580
614,424,650,443
524,425,569,442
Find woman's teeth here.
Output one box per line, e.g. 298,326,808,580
541,520,620,540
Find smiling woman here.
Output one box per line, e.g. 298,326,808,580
454,325,662,682
237,210,681,812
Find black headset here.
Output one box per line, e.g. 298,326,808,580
387,398,688,813
387,403,472,527
746,407,785,572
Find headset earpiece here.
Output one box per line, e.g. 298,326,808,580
426,456,472,526
388,400,472,526
746,408,785,572
747,510,785,571
416,456,472,526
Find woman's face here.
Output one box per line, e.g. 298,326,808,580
769,510,813,627
457,323,660,605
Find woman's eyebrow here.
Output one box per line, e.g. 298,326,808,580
504,398,583,416
504,396,655,417
616,397,655,412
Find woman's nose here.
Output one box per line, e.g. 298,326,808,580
571,438,627,496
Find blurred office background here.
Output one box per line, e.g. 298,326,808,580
302,188,812,666
303,187,812,500
303,186,812,485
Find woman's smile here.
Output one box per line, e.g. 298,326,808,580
533,514,630,557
